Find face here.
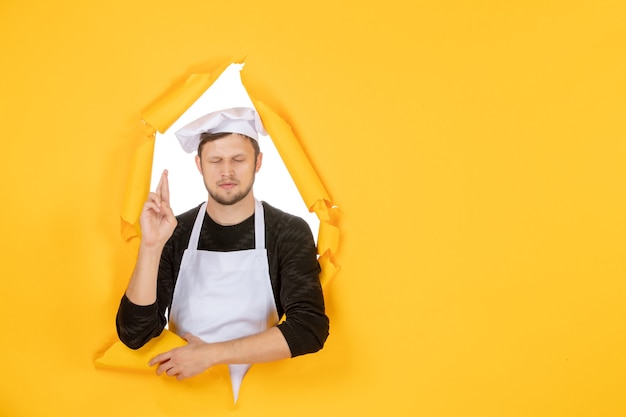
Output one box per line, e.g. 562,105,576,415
195,134,262,206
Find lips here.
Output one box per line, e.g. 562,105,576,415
218,181,237,189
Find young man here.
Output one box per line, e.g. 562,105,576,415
116,107,328,398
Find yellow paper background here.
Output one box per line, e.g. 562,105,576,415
1,1,625,416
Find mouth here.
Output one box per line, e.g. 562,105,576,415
218,181,237,190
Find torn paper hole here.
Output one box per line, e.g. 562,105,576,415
150,63,320,241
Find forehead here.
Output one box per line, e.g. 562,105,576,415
201,133,256,156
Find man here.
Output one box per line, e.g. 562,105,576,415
116,107,328,398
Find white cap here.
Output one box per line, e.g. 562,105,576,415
174,107,267,153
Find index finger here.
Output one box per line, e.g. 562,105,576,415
160,169,171,205
149,351,170,367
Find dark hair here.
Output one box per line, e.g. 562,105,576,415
197,132,260,159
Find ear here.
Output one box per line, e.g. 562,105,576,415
255,152,263,173
195,154,202,173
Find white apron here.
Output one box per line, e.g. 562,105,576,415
169,199,279,402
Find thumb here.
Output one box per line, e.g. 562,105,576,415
182,333,197,343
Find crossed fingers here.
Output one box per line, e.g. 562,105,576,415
144,170,171,214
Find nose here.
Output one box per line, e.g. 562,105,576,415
220,160,235,176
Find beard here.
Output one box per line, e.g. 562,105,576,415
205,174,255,206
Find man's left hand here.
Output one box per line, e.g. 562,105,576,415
148,333,212,380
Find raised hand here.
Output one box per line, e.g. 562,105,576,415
139,170,177,249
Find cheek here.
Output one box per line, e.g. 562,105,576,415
246,163,258,177
200,163,218,177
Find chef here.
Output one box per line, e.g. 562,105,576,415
116,107,329,401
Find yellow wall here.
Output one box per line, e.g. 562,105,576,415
1,1,625,415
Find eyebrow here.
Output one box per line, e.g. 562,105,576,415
207,153,248,160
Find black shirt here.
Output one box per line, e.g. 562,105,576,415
116,201,329,357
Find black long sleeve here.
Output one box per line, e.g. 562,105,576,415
116,201,329,357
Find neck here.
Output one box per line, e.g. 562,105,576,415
205,193,256,226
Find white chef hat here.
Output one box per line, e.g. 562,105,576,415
174,106,267,153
